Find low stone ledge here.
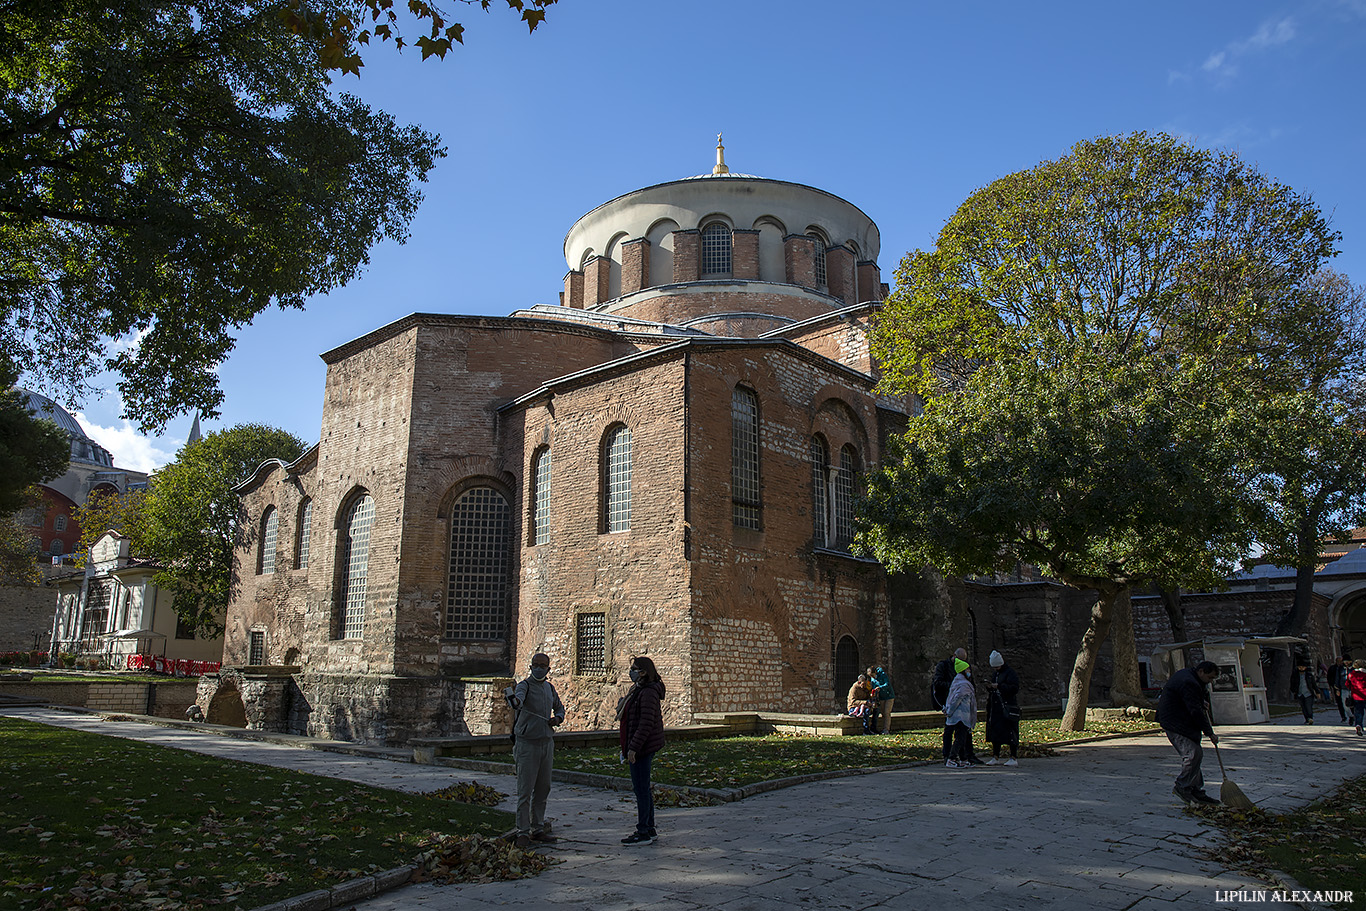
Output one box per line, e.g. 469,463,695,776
411,723,729,762
247,864,416,911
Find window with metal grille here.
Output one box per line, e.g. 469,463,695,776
835,445,859,548
532,448,551,545
834,635,861,702
811,436,830,546
248,630,265,665
604,426,632,533
701,223,732,276
82,579,113,646
446,487,510,639
809,233,827,288
731,387,761,529
576,612,606,674
54,514,67,532
339,494,374,639
295,499,312,569
260,507,278,574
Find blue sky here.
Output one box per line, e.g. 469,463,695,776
67,0,1366,471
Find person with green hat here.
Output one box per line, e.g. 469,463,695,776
943,657,978,768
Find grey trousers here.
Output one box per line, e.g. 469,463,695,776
1166,731,1204,793
513,736,554,835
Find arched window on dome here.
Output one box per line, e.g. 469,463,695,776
259,507,278,575
701,223,732,277
337,493,375,639
807,231,828,290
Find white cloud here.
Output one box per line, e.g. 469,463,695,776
1198,16,1296,82
75,413,179,474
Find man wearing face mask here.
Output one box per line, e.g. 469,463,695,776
509,652,565,848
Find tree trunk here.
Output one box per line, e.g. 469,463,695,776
1061,588,1115,731
1269,527,1319,700
1157,584,1186,642
1108,588,1150,708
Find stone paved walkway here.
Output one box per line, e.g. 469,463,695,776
6,707,1364,910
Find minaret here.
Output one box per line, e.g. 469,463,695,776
712,132,729,176
187,412,202,446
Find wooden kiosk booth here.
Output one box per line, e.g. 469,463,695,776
1152,636,1307,725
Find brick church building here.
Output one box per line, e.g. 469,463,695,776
216,143,1304,745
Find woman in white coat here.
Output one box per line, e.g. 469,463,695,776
943,658,978,769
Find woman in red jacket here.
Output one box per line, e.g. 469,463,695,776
618,655,665,845
1346,659,1366,736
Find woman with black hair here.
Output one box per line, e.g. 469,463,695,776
617,655,665,845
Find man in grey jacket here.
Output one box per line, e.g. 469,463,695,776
509,652,565,847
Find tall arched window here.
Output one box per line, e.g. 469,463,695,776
835,445,860,547
810,436,831,546
701,223,732,277
295,498,312,569
604,426,632,533
732,387,761,529
447,487,511,639
339,494,375,639
531,448,551,545
808,232,827,289
834,635,861,703
259,507,278,575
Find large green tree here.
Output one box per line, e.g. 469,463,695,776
1,0,445,431
861,133,1339,730
75,425,305,636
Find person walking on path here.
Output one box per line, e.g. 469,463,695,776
1291,657,1319,725
868,665,896,734
1157,660,1220,805
984,650,1020,766
618,655,665,845
943,658,978,768
1346,659,1366,736
932,648,967,758
508,652,565,848
1327,655,1350,724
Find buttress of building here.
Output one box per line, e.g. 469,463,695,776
206,142,1361,745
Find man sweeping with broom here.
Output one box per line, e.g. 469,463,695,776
1157,660,1222,805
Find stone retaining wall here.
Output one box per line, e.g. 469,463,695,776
0,678,199,718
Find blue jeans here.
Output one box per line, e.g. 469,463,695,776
1352,700,1364,729
629,751,655,834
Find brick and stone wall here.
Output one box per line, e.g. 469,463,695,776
0,565,59,653
0,678,199,717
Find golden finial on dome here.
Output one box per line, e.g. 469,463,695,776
713,132,729,176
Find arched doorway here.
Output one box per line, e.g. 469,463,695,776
834,636,861,707
206,681,248,728
1334,592,1366,658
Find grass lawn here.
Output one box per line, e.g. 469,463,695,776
0,717,511,910
1192,774,1366,909
481,715,1162,790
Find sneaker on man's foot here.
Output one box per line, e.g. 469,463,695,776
531,831,558,844
1003,758,1018,767
984,758,998,765
1189,790,1220,805
515,834,531,849
945,760,959,768
621,831,656,846
1172,786,1192,804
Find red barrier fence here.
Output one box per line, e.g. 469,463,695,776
125,654,220,676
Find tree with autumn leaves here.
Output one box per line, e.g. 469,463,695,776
860,133,1363,730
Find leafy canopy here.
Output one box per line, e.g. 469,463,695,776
864,132,1339,593
77,424,306,636
280,0,559,75
1,0,445,431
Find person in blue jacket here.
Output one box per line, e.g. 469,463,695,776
867,665,896,734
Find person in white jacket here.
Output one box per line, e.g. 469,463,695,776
943,658,978,769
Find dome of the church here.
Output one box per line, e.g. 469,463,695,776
17,388,115,467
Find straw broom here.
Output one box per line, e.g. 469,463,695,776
1207,708,1256,809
